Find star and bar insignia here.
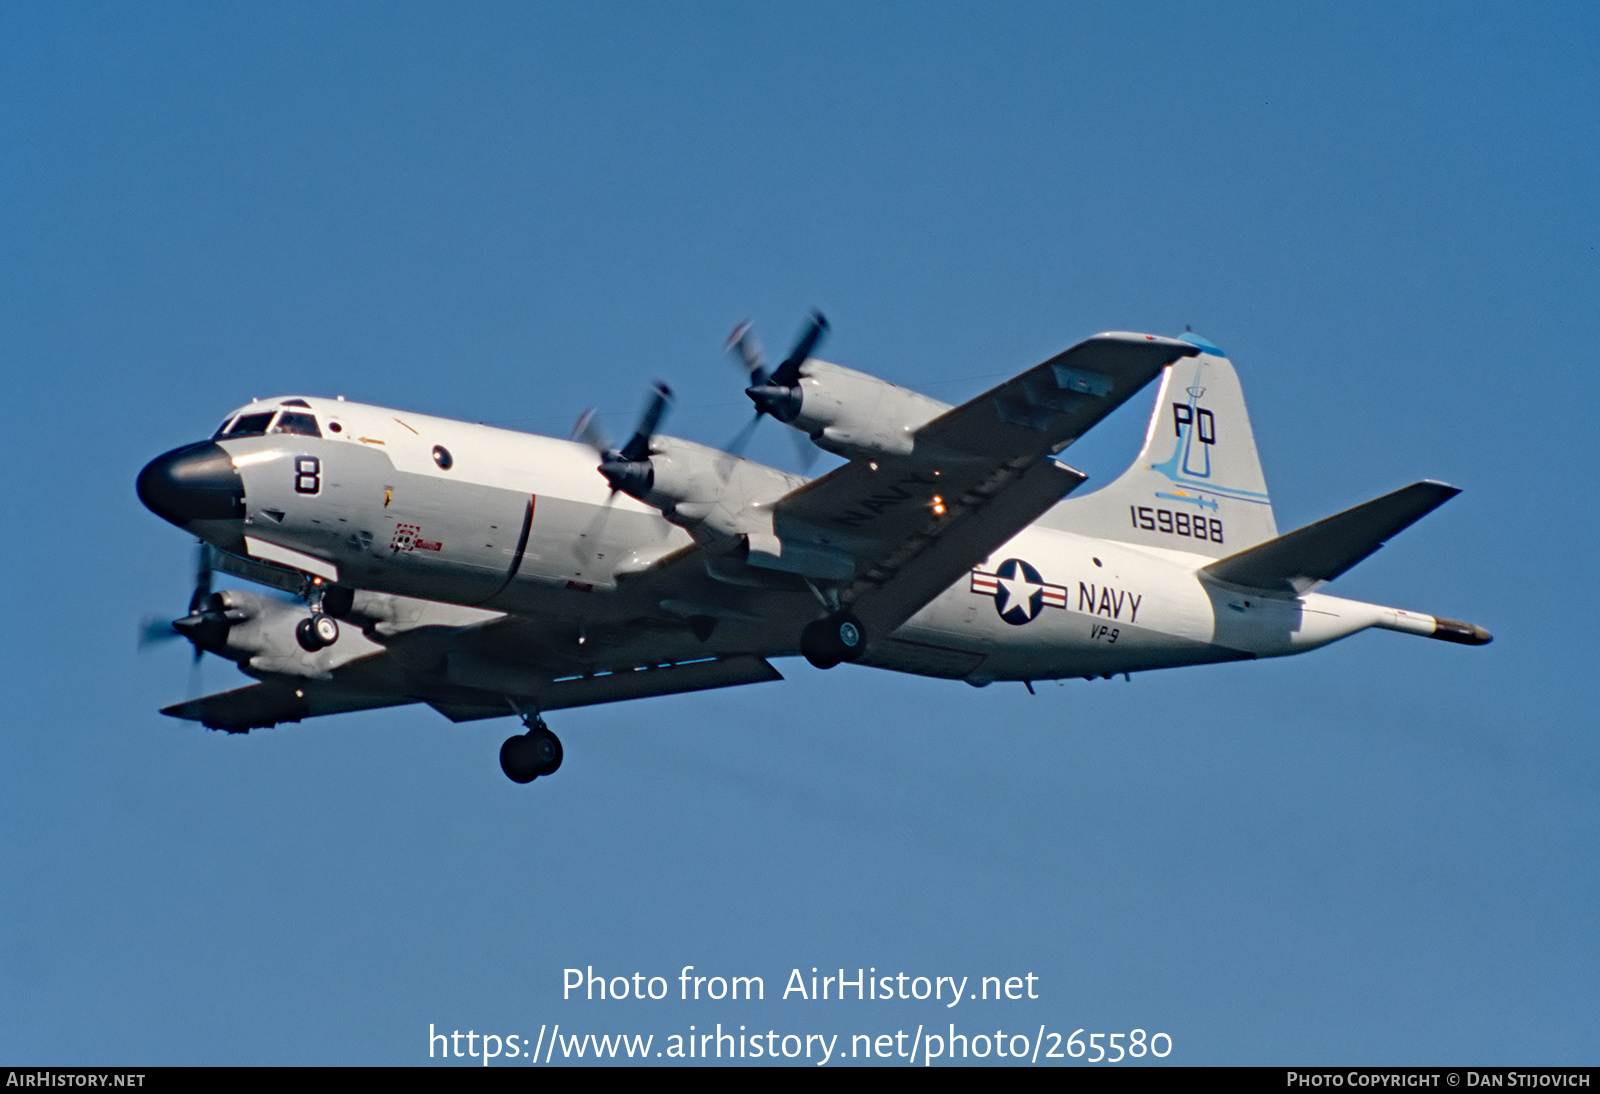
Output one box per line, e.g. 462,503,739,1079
970,558,1068,625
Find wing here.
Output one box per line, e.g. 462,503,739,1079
424,653,782,722
773,332,1199,634
161,594,784,732
162,682,412,732
165,648,784,731
914,332,1199,458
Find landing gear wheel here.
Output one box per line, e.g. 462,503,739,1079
296,613,339,651
499,721,563,783
800,611,866,670
311,613,339,645
499,735,540,783
800,625,840,669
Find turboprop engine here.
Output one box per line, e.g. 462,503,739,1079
731,312,953,462
183,589,368,677
622,435,804,543
763,358,952,461
582,385,804,547
150,584,388,680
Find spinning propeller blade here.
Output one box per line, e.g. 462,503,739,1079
618,382,672,463
726,320,767,387
138,616,182,649
768,310,828,389
728,312,828,461
721,413,762,461
187,542,213,662
787,426,819,471
570,383,674,555
138,541,229,693
570,407,611,455
597,383,672,497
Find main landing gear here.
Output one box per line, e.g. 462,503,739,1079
295,583,354,652
500,715,563,784
295,612,339,651
800,611,866,670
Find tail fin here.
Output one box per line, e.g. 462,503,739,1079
1051,334,1277,558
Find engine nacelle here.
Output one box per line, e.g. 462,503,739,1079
786,360,952,461
629,436,804,545
181,588,382,679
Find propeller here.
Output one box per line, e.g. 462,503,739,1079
137,541,236,697
187,538,214,615
137,542,244,665
567,383,674,561
569,411,619,561
138,542,210,652
724,311,827,469
581,382,672,500
570,406,609,455
137,614,183,650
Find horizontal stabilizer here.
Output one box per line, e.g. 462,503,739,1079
1202,481,1460,594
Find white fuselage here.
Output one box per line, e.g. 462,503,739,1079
211,395,1392,685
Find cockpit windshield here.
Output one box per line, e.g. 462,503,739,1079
218,411,275,438
270,411,322,437
212,406,321,439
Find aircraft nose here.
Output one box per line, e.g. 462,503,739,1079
136,441,245,527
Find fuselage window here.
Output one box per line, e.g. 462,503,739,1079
271,411,322,437
223,411,275,438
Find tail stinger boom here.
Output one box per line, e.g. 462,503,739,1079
1371,607,1492,645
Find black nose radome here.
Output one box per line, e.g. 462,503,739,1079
137,441,245,526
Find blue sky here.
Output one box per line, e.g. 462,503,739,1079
3,2,1596,1065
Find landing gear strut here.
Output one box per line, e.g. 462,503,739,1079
296,582,348,652
500,715,563,783
800,611,866,669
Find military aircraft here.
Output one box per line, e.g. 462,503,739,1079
136,318,1490,783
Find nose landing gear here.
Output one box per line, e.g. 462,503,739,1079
500,715,563,783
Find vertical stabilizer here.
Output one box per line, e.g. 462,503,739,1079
1049,334,1277,558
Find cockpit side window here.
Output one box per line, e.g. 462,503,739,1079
270,411,322,437
222,411,275,438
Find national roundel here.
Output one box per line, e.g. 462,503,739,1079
993,558,1046,625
